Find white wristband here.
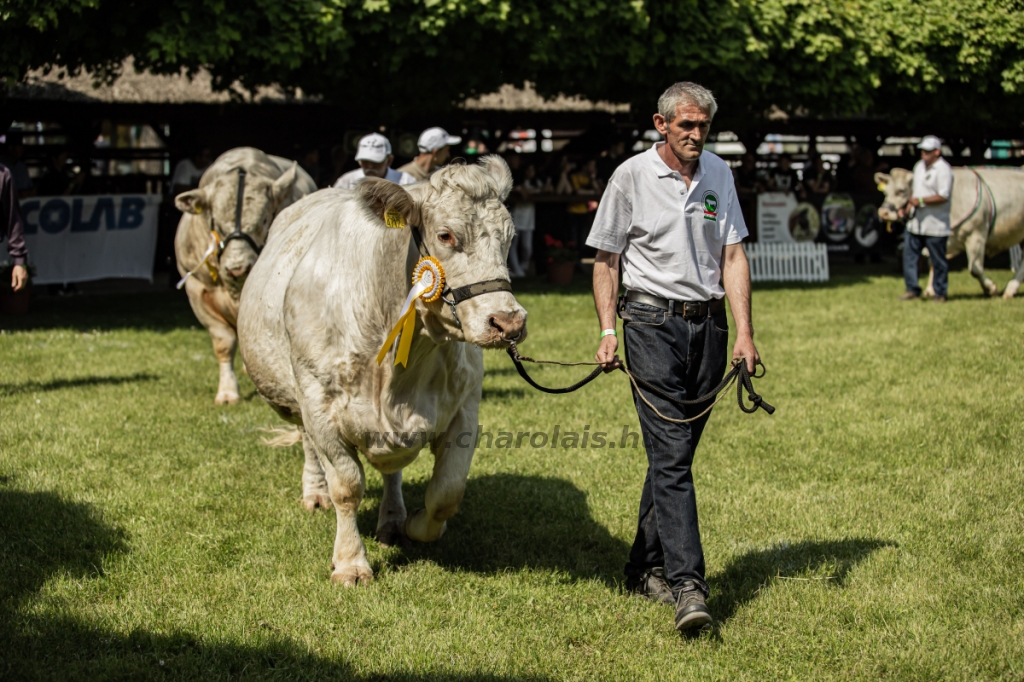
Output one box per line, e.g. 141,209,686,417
601,328,617,338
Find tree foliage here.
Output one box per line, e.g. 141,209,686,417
1,0,1022,129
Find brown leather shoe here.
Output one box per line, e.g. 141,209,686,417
898,292,920,301
674,583,713,632
626,567,675,606
932,296,947,303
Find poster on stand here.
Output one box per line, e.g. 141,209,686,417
757,192,798,243
13,195,162,285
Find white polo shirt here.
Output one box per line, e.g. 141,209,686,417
333,167,416,189
907,157,953,237
586,143,747,302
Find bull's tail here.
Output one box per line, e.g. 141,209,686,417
259,425,302,448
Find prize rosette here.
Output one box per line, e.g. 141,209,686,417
376,256,447,367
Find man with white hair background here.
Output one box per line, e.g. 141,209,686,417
898,135,953,302
589,81,758,634
334,133,415,189
397,127,462,183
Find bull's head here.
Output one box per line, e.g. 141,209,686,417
176,163,299,287
359,155,527,348
875,168,913,222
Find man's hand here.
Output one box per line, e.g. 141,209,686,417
10,264,28,292
732,333,759,373
595,334,622,371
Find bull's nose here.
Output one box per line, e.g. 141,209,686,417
227,266,250,279
489,312,526,341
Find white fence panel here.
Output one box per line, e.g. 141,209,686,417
744,242,829,283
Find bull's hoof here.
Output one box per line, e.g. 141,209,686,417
215,391,240,405
375,520,411,549
330,563,374,586
301,493,332,511
1003,281,1020,299
984,281,998,297
404,509,447,543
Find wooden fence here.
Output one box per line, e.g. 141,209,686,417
744,242,830,283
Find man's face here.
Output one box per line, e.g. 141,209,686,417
359,156,392,178
432,145,451,166
653,102,712,164
921,148,941,165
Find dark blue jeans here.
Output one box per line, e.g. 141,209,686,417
622,300,729,598
904,232,949,297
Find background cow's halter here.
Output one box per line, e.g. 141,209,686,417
213,168,263,257
408,221,512,330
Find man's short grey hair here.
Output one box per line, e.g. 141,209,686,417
658,82,717,121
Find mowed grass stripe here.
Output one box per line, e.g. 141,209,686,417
0,269,1022,680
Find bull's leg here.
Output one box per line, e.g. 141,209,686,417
924,265,936,298
964,231,997,296
311,437,372,585
405,408,477,543
183,279,240,404
375,471,409,548
1002,246,1024,299
300,429,331,511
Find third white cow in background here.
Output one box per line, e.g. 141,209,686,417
877,167,1024,298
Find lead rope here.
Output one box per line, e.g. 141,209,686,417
505,340,774,424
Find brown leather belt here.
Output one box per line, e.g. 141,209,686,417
624,290,725,319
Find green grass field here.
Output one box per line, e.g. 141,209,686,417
1,267,1023,680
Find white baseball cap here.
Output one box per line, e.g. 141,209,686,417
418,127,462,153
917,135,942,152
355,133,392,163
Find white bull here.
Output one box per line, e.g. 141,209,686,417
237,156,527,585
876,167,1024,298
175,148,317,404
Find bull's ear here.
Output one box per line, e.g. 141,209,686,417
272,162,299,205
175,188,209,215
874,172,891,187
358,178,419,227
480,154,513,201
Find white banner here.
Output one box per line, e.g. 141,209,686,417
756,192,798,243
14,195,162,284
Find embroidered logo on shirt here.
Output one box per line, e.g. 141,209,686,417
702,191,719,221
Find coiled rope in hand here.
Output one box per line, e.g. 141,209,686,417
505,340,775,424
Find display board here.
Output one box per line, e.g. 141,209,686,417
14,195,162,284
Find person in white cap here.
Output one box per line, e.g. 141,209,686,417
899,135,953,302
334,133,415,189
397,127,462,183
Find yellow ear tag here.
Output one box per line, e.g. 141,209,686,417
384,209,406,229
376,256,446,368
877,183,887,192
195,205,202,214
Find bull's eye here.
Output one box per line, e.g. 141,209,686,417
437,232,454,245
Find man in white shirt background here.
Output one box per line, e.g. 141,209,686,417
588,82,758,634
899,135,953,302
397,127,461,183
334,133,416,189
171,147,213,197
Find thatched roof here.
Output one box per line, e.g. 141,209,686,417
9,58,318,105
11,61,630,113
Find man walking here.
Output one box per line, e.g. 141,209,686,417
334,133,416,189
899,135,953,302
588,82,758,633
397,127,461,183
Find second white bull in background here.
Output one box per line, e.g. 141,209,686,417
237,156,527,586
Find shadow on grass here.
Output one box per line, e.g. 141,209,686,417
0,372,159,397
709,538,895,627
0,485,549,682
0,291,196,333
361,473,629,586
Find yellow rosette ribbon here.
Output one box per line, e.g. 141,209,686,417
376,256,446,367
176,231,220,289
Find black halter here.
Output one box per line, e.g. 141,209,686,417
408,223,512,330
216,168,263,256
